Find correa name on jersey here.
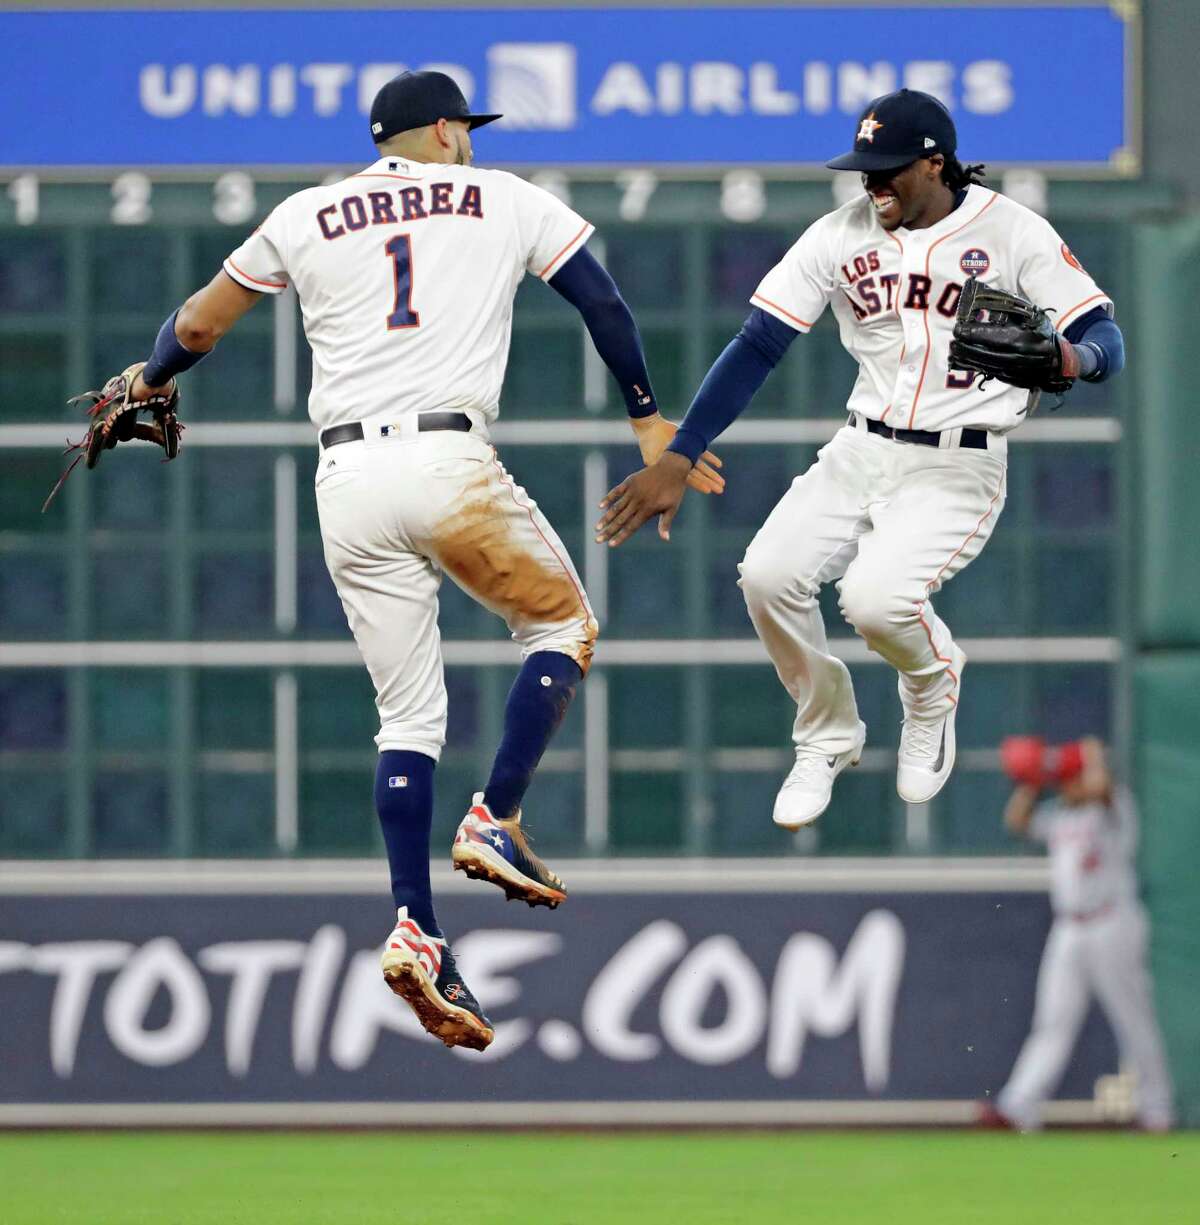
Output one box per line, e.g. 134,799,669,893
317,181,484,241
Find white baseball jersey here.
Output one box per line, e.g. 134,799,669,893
751,184,1111,433
999,787,1173,1130
224,157,594,430
1029,788,1139,917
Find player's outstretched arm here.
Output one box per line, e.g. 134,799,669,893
43,272,265,511
595,308,798,546
132,271,265,400
548,248,723,495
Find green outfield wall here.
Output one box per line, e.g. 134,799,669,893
1132,217,1200,1127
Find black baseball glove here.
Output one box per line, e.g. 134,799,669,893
949,275,1079,396
42,362,183,511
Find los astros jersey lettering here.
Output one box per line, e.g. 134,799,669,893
751,185,1111,433
224,157,593,430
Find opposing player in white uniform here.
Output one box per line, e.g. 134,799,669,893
113,71,722,1050
982,738,1174,1131
597,89,1125,827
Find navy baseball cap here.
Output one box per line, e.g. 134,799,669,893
826,89,957,172
370,70,502,143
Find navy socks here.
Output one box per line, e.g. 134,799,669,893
483,651,583,820
374,750,440,936
373,653,581,931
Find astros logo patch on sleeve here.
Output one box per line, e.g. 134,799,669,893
1061,243,1086,272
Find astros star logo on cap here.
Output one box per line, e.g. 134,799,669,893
857,112,883,144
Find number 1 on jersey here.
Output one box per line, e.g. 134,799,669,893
385,234,420,330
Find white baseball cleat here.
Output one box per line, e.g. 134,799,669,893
896,646,966,804
772,721,867,830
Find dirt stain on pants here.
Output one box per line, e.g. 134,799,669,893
430,497,598,674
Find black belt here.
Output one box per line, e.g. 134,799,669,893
850,412,989,450
320,412,473,449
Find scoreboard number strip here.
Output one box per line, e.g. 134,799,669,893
6,173,38,225
4,169,880,229
4,172,259,227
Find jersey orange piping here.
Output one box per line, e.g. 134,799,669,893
538,223,593,279
880,343,905,424
880,230,905,422
749,294,814,330
907,192,999,429
225,258,287,291
1055,292,1110,333
916,462,1006,704
487,452,597,672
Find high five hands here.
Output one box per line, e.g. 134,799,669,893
595,452,696,547
596,415,722,547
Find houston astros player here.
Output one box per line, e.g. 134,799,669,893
597,89,1125,827
980,737,1174,1131
105,71,722,1050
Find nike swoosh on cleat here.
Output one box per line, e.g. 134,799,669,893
933,724,947,772
826,757,837,768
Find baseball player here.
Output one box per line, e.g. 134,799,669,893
980,737,1174,1131
66,70,722,1050
596,89,1126,829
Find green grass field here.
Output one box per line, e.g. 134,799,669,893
1,1131,1195,1225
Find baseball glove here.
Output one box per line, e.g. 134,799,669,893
949,275,1079,397
1000,735,1047,788
42,363,183,511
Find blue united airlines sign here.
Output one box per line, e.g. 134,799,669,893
0,6,1135,171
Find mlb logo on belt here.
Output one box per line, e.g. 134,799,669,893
960,248,990,275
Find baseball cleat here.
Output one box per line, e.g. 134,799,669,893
380,907,494,1051
452,793,567,908
896,646,966,804
772,721,867,830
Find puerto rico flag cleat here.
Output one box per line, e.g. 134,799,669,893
452,792,567,909
380,907,494,1051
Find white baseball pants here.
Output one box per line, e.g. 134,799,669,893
998,904,1175,1130
316,426,597,760
738,422,1008,752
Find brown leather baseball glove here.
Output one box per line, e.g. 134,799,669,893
43,362,183,511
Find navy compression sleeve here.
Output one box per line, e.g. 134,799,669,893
548,248,657,417
141,308,208,387
666,308,800,463
1063,306,1125,383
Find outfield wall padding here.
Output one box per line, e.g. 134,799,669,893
1135,656,1200,1129
1132,218,1200,648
